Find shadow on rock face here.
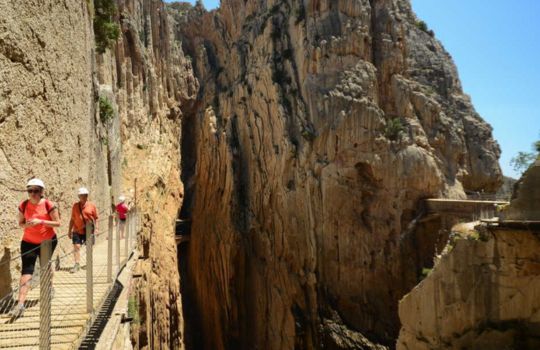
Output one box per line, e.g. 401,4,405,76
0,248,12,298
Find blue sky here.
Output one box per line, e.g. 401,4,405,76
412,0,540,179
168,0,539,178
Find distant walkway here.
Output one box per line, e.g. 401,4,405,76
424,199,508,218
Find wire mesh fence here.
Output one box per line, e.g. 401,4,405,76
0,208,140,349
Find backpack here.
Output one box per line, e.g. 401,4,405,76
20,199,57,217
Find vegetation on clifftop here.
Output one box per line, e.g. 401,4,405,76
510,134,540,174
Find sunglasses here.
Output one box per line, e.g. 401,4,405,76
27,189,42,194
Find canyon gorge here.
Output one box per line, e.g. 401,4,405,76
1,0,538,349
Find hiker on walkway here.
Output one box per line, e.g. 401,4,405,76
68,187,98,273
9,179,61,318
116,195,129,239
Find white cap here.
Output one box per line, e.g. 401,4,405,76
27,178,45,189
78,187,89,195
118,195,126,202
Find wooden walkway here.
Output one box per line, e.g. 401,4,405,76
424,199,508,217
0,235,129,350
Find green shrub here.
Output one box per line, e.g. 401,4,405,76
415,20,434,37
415,20,428,32
420,267,432,280
167,2,193,14
99,96,115,123
384,118,404,141
94,0,120,53
127,296,140,324
301,126,317,142
510,151,536,174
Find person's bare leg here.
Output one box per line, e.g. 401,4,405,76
17,274,32,305
70,243,81,273
73,244,81,264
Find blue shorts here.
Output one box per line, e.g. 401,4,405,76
72,232,87,245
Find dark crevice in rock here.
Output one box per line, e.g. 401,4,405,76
179,110,197,220
230,114,250,233
178,239,204,349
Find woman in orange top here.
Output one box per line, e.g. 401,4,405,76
9,178,61,318
68,187,98,273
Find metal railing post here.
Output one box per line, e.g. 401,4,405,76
133,209,138,248
115,216,120,271
86,222,93,314
39,239,52,350
107,215,113,282
124,214,129,261
130,209,136,249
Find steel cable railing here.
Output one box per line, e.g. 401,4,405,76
0,208,140,349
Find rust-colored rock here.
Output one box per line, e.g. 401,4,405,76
95,1,197,348
175,0,502,348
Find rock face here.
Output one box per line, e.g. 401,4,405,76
397,226,540,350
0,0,196,348
495,175,517,201
175,0,502,348
95,1,197,348
0,0,110,287
1,0,505,348
504,160,540,221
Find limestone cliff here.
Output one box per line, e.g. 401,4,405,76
397,161,540,350
397,225,540,350
1,0,505,349
94,0,197,348
0,0,196,348
174,0,502,348
0,0,110,289
504,160,540,221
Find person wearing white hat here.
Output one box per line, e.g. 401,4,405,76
115,195,129,239
9,179,61,318
67,187,99,273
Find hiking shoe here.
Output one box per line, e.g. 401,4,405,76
70,263,80,274
8,304,25,318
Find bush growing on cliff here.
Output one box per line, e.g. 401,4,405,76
384,118,405,141
510,136,540,174
415,20,434,37
94,0,120,54
99,96,115,123
127,296,140,324
167,2,193,15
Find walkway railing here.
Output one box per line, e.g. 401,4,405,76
0,208,140,349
